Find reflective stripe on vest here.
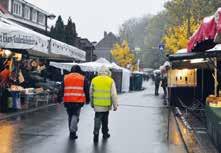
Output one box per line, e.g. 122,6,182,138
92,75,113,107
63,73,85,103
64,93,85,96
64,86,84,90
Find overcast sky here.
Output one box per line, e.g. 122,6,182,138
27,0,165,42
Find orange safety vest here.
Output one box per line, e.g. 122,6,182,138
63,73,86,103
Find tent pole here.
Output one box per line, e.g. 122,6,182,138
214,58,218,97
201,69,204,101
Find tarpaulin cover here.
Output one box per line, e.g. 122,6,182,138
188,8,221,52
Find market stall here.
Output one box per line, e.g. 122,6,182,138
50,59,130,93
0,16,86,113
169,32,221,153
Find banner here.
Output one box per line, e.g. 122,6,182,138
50,39,86,61
0,18,49,55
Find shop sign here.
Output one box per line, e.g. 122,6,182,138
0,20,49,54
50,39,86,61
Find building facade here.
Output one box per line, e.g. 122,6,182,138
75,37,95,62
94,32,120,62
0,0,52,33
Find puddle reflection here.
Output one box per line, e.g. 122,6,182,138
0,122,15,153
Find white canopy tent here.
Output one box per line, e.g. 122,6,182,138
50,58,132,92
0,17,49,56
0,17,86,61
78,58,114,72
112,63,131,92
50,58,114,72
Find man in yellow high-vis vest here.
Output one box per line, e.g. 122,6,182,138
90,66,118,143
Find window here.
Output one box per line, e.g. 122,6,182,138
24,6,30,19
13,1,22,17
32,10,37,22
38,13,45,25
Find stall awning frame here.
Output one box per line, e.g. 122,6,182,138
168,50,221,61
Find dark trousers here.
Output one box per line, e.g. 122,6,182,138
94,112,109,135
65,104,82,133
155,83,160,95
162,86,167,99
0,89,9,113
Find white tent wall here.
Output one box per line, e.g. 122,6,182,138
111,62,131,92
121,68,131,92
0,17,86,61
50,59,132,93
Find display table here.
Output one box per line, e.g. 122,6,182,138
21,92,49,108
8,90,50,110
205,104,221,152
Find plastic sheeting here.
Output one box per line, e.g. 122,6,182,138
187,8,221,52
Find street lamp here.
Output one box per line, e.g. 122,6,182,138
45,14,56,35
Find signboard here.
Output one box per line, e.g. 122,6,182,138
0,18,49,55
0,18,85,61
168,69,197,87
50,39,86,61
159,43,165,52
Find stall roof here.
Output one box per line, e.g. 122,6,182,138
50,58,128,72
187,8,221,52
168,46,221,69
168,49,221,61
0,17,86,61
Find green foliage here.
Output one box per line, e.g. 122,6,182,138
65,17,77,46
164,0,221,24
119,15,152,49
163,0,220,54
50,16,78,47
142,12,169,69
50,26,55,38
53,16,65,42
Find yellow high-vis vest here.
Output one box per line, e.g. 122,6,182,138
92,75,113,107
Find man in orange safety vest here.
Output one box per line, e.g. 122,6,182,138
59,65,89,140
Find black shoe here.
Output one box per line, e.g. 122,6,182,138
103,133,110,139
70,132,78,140
93,134,99,143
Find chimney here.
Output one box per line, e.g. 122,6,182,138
104,31,107,37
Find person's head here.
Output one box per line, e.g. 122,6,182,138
98,65,111,76
71,65,82,74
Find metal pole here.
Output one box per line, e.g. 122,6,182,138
214,58,218,96
45,16,48,35
201,69,204,101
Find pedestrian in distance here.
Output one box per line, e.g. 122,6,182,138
154,71,161,96
161,74,168,105
90,66,118,143
58,65,89,140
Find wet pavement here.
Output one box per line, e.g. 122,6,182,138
0,81,187,153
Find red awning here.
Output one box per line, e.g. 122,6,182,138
187,8,221,52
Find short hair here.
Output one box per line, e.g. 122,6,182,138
71,65,82,73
